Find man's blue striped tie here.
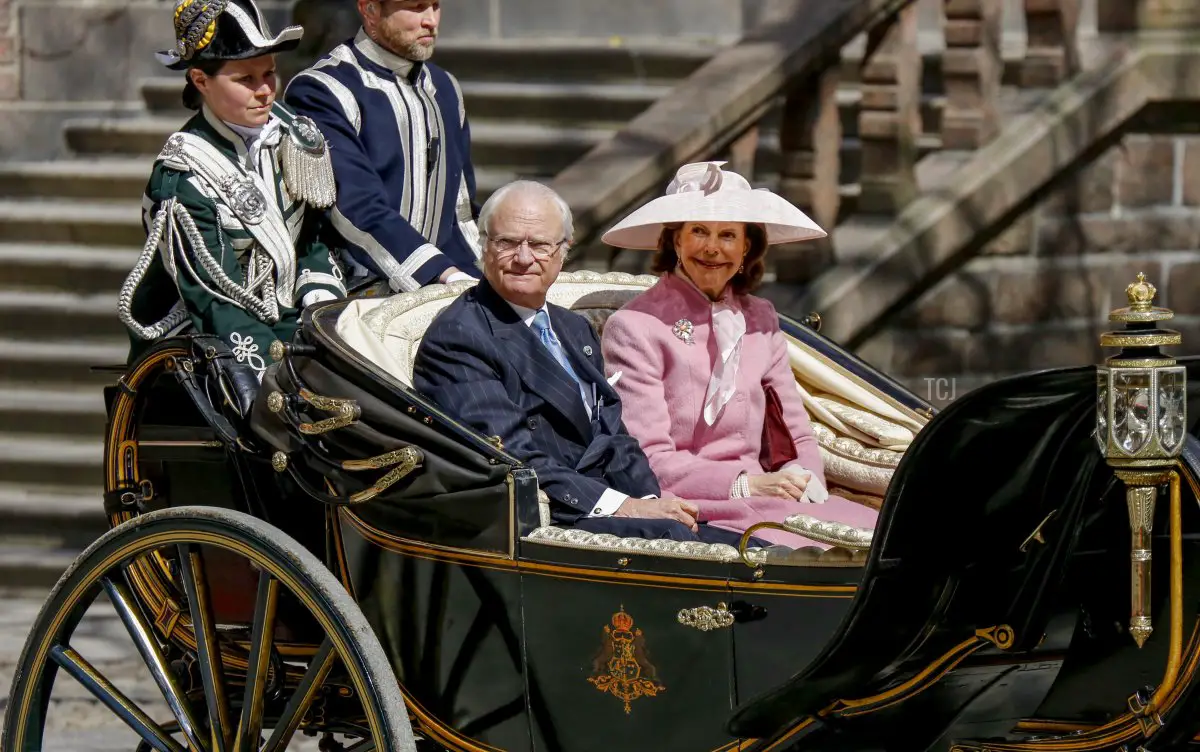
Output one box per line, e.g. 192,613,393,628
532,309,588,394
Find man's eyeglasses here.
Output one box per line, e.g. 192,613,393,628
486,236,566,259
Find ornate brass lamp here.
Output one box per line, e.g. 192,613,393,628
1097,273,1187,648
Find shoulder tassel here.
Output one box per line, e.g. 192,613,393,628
280,115,337,209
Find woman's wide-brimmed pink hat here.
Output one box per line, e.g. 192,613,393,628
601,161,828,251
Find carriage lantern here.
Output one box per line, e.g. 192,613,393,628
1097,273,1186,648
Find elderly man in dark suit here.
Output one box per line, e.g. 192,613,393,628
412,181,750,544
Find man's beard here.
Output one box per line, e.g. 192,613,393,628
376,25,436,61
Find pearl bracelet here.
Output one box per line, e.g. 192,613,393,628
731,472,750,499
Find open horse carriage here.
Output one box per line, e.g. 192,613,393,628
4,270,1200,752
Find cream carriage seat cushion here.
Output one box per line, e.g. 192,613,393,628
335,271,660,386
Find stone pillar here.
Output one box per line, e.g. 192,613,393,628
723,125,761,183
941,0,1003,150
858,3,921,215
774,66,841,282
0,0,17,101
1021,0,1080,88
1097,0,1200,30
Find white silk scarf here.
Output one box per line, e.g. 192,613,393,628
703,298,746,425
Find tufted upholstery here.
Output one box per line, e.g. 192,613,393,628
335,271,926,566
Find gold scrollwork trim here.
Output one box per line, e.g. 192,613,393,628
677,602,736,632
1107,358,1177,368
1099,332,1181,348
342,446,421,472
1115,469,1174,486
296,388,361,435
342,447,424,505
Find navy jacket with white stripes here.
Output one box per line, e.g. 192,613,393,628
284,30,483,293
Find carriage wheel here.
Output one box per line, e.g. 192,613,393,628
2,506,416,752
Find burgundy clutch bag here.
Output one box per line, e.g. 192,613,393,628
761,384,798,472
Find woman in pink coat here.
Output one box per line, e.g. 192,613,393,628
599,161,878,548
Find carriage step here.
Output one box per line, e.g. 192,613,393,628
0,483,105,552
0,383,108,438
0,289,125,340
0,337,127,386
0,433,102,489
0,158,151,202
0,243,138,294
0,198,144,247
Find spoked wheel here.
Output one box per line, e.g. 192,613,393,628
2,506,416,752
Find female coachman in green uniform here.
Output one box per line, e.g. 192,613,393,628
119,0,345,379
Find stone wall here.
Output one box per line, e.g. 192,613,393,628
860,132,1200,407
0,0,15,100
0,0,1070,160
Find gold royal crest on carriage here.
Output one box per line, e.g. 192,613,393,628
587,607,667,714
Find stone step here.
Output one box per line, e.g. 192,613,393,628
0,243,137,294
0,542,82,589
419,40,712,84
0,432,103,493
142,76,673,126
0,337,127,386
0,288,124,341
63,116,185,157
759,89,947,145
140,76,946,144
470,121,615,175
0,198,144,247
0,383,108,438
0,482,106,552
62,116,612,174
0,159,150,202
754,132,944,189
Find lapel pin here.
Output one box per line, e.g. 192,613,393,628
673,319,695,345
583,345,593,356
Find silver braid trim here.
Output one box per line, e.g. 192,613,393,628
119,200,190,340
119,199,281,341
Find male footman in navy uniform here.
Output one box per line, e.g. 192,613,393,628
285,0,482,294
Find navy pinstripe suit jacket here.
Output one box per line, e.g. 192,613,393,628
412,281,660,522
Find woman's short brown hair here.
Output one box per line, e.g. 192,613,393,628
182,59,229,111
650,221,769,295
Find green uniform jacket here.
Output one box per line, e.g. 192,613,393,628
125,101,345,376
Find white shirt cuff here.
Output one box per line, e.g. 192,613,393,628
445,271,475,284
588,488,629,517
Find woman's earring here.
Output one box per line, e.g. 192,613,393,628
738,263,744,274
